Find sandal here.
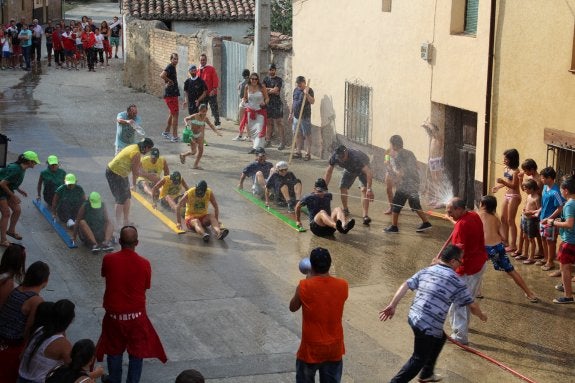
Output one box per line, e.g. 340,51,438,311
511,250,523,257
0,240,10,247
525,295,539,303
535,260,545,266
541,264,554,271
6,232,22,240
293,153,302,159
303,153,311,161
522,259,536,265
515,255,528,261
179,154,185,164
505,246,517,253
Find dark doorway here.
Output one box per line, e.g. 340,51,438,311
444,106,477,209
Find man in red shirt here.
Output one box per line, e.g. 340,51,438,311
289,247,348,382
96,226,167,383
446,197,488,345
198,53,221,127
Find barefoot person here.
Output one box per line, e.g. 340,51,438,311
152,171,189,214
0,151,40,246
179,104,222,169
176,180,229,242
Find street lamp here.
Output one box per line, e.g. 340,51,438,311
0,134,10,168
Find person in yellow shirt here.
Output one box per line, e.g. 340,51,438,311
176,180,228,242
151,171,189,214
137,148,169,198
105,138,154,226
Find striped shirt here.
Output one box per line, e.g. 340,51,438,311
407,263,474,338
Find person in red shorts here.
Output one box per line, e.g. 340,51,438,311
96,226,167,383
289,247,348,383
160,53,180,142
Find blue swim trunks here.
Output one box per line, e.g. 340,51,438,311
485,243,514,272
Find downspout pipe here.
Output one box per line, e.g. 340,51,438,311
482,0,497,195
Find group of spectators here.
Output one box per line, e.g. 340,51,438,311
1,15,122,71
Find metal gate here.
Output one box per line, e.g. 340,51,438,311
221,40,248,121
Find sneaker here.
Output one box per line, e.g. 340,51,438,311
416,222,432,232
343,219,355,234
384,225,399,233
343,208,350,217
91,244,101,253
418,374,443,382
161,131,171,139
66,219,75,228
277,144,285,150
202,233,210,242
232,135,243,141
553,296,574,304
287,200,295,213
264,140,272,148
335,219,345,233
217,228,229,240
101,243,115,252
170,136,180,143
363,216,372,226
555,284,565,292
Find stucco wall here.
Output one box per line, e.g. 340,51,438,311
490,0,575,186
292,0,489,182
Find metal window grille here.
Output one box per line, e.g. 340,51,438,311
344,81,372,145
546,145,575,179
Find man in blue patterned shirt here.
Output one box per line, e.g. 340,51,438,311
379,245,487,383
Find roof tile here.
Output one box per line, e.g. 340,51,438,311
123,0,255,21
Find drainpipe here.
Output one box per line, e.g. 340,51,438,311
482,0,497,195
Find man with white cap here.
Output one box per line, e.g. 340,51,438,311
73,191,114,252
37,155,66,205
52,173,86,228
264,161,302,213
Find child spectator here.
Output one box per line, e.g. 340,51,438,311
538,167,565,272
551,176,575,304
93,28,105,68
514,159,545,257
478,195,538,302
46,339,105,383
492,149,522,253
179,104,222,169
519,179,541,265
52,24,64,68
1,30,12,69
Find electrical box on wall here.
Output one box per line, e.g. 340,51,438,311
421,42,432,62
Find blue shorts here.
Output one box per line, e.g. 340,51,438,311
2,51,11,59
292,117,311,136
485,243,514,272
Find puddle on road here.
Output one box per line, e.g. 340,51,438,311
0,68,42,128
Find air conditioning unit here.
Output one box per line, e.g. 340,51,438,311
421,42,432,62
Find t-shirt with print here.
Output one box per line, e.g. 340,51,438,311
560,199,575,244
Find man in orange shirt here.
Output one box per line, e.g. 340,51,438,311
289,247,348,382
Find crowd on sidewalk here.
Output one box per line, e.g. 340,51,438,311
1,15,122,72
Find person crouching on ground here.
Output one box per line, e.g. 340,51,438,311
295,178,355,236
73,191,114,253
52,173,86,229
152,171,189,214
176,180,229,242
265,161,302,213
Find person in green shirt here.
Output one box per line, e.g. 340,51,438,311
51,173,86,228
36,155,66,206
0,151,40,247
73,192,114,252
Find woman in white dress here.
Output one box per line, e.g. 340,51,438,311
243,72,269,153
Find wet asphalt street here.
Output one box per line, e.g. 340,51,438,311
0,23,573,383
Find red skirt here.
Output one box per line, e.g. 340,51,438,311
96,312,167,363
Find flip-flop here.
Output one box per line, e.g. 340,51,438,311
6,232,22,240
548,270,562,277
525,295,539,303
0,240,11,247
515,255,528,261
541,264,554,271
511,250,523,257
505,246,517,253
522,259,536,265
535,260,545,266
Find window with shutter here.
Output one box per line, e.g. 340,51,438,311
464,0,479,35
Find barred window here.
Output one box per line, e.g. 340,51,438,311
544,128,575,178
344,81,372,145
